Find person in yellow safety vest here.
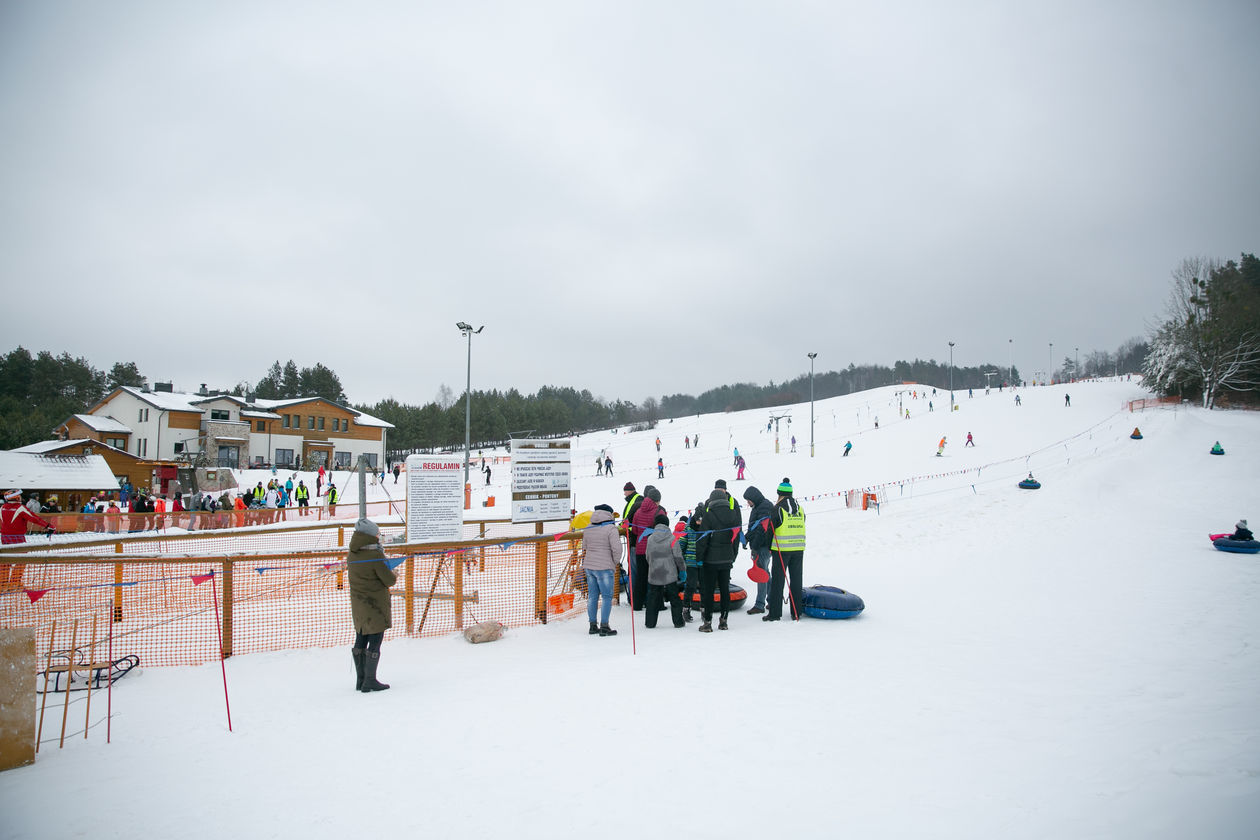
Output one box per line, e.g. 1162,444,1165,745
253,482,265,503
327,483,338,513
766,478,805,622
295,480,310,515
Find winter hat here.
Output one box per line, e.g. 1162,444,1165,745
654,512,669,526
777,478,793,495
714,479,727,490
645,485,661,503
623,482,636,492
4,489,22,502
594,504,615,514
743,486,762,503
1239,519,1249,530
354,518,380,537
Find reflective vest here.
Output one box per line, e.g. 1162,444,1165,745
773,504,806,553
327,488,338,504
295,485,309,500
622,493,641,521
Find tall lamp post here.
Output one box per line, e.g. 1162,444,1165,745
948,341,955,410
456,321,484,484
1049,342,1053,385
1075,346,1079,380
807,352,817,457
1008,338,1013,386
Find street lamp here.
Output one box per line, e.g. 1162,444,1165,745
1075,346,1079,380
456,321,485,484
1008,338,1013,387
807,352,817,457
948,341,955,410
1049,342,1053,385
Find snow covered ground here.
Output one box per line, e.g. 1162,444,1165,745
3,378,1258,839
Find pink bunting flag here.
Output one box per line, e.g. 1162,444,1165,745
25,588,48,604
191,572,213,585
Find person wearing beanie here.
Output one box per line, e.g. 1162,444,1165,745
714,479,727,490
629,485,663,612
742,486,775,615
765,478,805,622
1,488,55,591
644,512,686,628
695,485,743,632
348,518,395,692
579,503,623,636
1231,519,1253,542
679,503,705,622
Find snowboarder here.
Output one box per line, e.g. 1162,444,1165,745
1065,394,1071,407
736,455,747,480
843,441,852,457
937,436,947,457
657,458,665,479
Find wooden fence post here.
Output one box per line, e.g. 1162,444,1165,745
534,522,547,622
221,559,234,658
404,555,415,633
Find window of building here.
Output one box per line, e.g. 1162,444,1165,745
365,453,378,468
275,448,294,466
139,438,148,457
174,442,184,453
210,409,230,421
308,415,315,430
282,414,290,428
318,417,325,431
105,437,126,449
253,420,262,432
332,418,340,432
334,451,351,467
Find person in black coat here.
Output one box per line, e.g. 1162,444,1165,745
742,486,774,615
766,478,805,621
1231,519,1253,541
695,480,742,632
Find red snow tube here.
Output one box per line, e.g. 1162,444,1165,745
684,583,747,611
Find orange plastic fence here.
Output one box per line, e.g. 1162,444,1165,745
1,521,592,672
37,499,408,536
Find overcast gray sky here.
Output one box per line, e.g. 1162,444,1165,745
2,1,1257,407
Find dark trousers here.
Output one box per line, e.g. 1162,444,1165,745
645,582,684,628
632,553,648,610
699,564,731,622
682,564,700,608
769,551,804,620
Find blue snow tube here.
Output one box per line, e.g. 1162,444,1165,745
1018,479,1041,490
1212,538,1260,554
802,585,865,619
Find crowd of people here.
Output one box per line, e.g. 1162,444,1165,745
575,476,807,636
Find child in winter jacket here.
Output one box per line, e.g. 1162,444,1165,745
643,512,686,628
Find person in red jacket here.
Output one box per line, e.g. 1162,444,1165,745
1,488,55,591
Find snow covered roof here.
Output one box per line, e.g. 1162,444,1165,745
240,409,282,420
0,451,121,490
70,413,132,433
117,386,204,412
11,439,131,457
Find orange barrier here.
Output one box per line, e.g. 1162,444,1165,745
39,499,409,536
1,521,589,672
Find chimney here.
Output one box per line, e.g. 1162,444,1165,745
155,381,174,393
199,383,209,396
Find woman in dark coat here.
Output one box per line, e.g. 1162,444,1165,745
349,518,396,692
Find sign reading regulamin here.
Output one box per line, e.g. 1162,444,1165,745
510,439,571,523
405,454,464,543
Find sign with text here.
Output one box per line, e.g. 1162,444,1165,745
405,454,464,543
510,439,571,523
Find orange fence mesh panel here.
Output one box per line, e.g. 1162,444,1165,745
1,521,594,672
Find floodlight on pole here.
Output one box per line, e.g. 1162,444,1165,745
1049,342,1054,385
456,321,485,484
948,341,955,410
807,352,817,458
1008,338,1013,386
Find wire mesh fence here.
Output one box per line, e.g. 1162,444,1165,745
1,518,602,672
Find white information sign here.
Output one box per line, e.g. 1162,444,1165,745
510,439,572,523
405,454,465,543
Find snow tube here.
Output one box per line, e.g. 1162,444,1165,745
1018,479,1041,490
1210,448,1224,455
1212,538,1260,554
684,583,747,611
1130,432,1143,440
802,585,865,619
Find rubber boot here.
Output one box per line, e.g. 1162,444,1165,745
360,650,390,692
599,624,617,637
589,621,600,635
351,648,366,691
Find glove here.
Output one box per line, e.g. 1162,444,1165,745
739,531,748,549
45,526,55,535
679,569,687,584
